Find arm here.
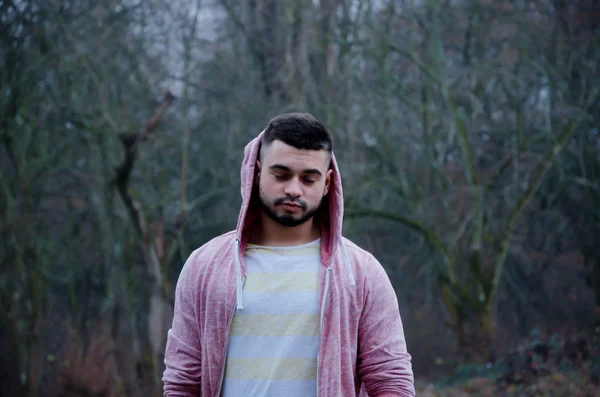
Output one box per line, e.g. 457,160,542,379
357,256,415,397
163,254,202,396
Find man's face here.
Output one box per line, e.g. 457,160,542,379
256,140,332,228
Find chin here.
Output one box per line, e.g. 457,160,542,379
278,216,304,224
274,214,310,227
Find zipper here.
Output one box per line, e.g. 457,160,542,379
218,238,245,396
316,267,331,397
217,271,246,397
216,300,237,397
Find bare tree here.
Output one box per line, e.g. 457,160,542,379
346,0,598,359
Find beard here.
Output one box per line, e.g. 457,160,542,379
258,187,324,228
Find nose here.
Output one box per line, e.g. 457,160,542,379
283,178,302,198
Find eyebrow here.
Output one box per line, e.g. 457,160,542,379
269,164,323,176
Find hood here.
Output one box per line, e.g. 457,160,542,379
232,129,352,309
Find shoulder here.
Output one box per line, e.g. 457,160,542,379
198,230,237,252
180,230,236,277
340,236,392,286
340,236,380,269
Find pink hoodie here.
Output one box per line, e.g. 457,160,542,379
163,131,415,397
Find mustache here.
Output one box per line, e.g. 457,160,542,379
274,196,307,209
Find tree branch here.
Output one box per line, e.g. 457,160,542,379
114,91,176,235
346,208,451,263
490,113,588,300
389,42,479,186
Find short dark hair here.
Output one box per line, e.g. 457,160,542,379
260,113,333,160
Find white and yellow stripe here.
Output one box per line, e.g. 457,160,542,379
221,239,321,397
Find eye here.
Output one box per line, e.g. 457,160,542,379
303,178,316,185
274,174,287,181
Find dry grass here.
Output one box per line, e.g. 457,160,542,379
417,330,600,397
417,372,599,397
57,328,126,397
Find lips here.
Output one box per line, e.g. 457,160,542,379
280,202,303,212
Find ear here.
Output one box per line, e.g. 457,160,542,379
323,169,333,197
254,160,261,185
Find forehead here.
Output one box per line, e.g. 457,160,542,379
261,140,329,170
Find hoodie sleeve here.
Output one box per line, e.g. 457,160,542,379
357,255,415,397
163,254,202,397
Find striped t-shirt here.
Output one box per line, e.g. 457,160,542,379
221,238,321,397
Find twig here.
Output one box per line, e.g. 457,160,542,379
114,91,176,235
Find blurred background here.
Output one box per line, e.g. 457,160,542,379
1,0,599,396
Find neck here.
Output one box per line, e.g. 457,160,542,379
252,211,320,247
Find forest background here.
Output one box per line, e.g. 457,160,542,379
1,0,599,396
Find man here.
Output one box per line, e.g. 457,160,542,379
162,113,415,397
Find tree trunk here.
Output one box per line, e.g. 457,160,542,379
145,239,174,397
25,311,41,397
441,280,494,361
0,293,24,397
456,307,493,362
592,256,600,336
